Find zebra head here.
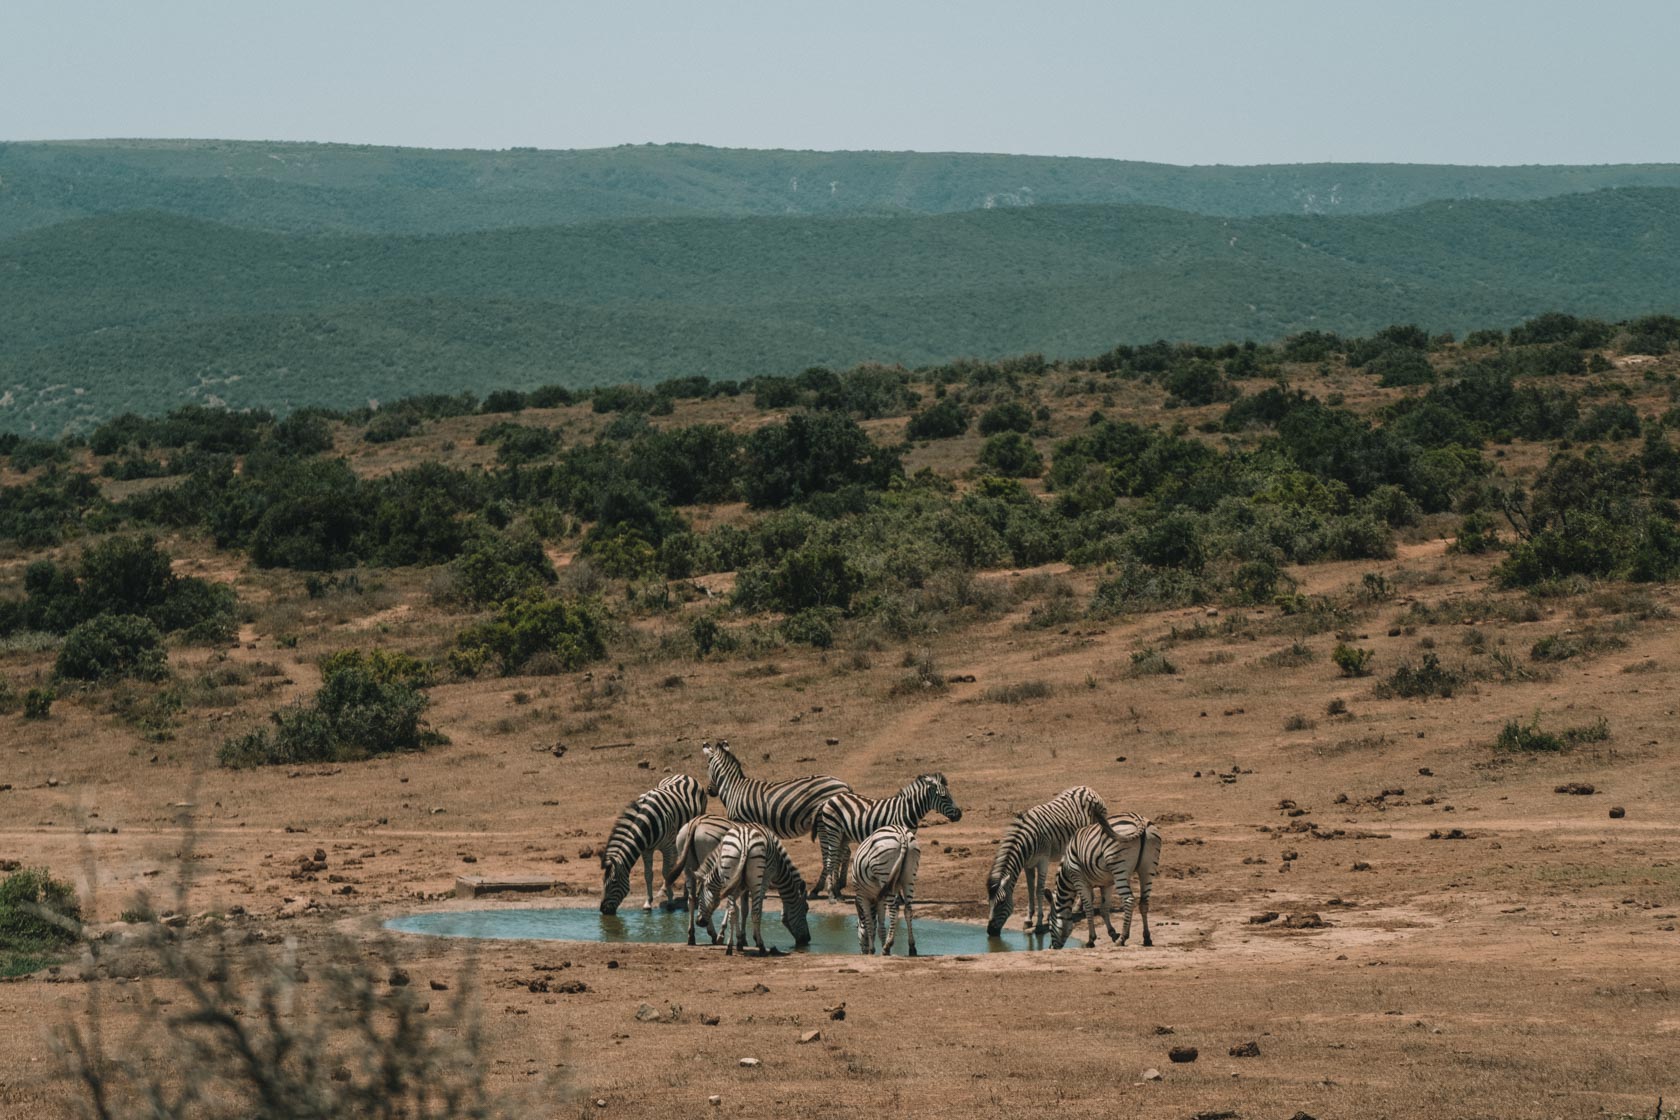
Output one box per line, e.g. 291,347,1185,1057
779,877,811,946
918,772,962,823
702,738,735,798
599,847,631,915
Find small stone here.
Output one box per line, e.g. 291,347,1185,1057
1153,1025,1175,1035
1351,861,1371,872
607,960,620,970
1283,912,1328,929
827,1003,847,1020
708,1097,721,1107
1168,1046,1198,1063
388,969,411,987
1247,912,1279,924
579,845,595,859
430,979,449,991
594,1099,607,1108
1609,806,1626,819
1290,1113,1319,1120
700,1013,721,1026
798,1030,822,1044
738,1057,761,1068
1229,1040,1261,1057
1142,1068,1163,1081
635,1003,662,1022
637,760,650,769
461,854,477,864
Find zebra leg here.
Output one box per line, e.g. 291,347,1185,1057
812,820,835,899
1030,863,1049,933
751,878,767,956
1081,882,1098,948
1138,879,1153,948
723,895,736,957
656,839,676,910
1101,884,1122,943
1117,876,1136,945
854,894,873,954
834,840,851,898
904,898,918,957
685,869,697,946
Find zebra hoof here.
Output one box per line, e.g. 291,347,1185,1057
1109,932,1121,943
686,935,696,946
1142,937,1153,947
1085,938,1097,949
908,946,918,957
642,902,654,912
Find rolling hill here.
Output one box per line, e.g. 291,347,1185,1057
5,139,1680,237
3,187,1679,433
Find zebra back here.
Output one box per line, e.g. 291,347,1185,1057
702,739,853,839
819,772,962,845
600,774,707,913
851,825,920,902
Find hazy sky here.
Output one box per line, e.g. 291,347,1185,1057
5,0,1677,165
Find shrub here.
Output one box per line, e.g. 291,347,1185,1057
1260,642,1315,669
1125,648,1177,677
219,660,431,767
1087,562,1209,618
270,411,336,456
1332,644,1373,677
1494,716,1565,752
455,593,607,676
889,648,948,697
447,531,556,606
982,680,1054,703
741,412,902,508
1449,511,1501,554
0,867,80,953
1374,653,1462,698
978,400,1035,435
364,410,421,443
781,608,837,649
23,688,54,719
1369,348,1436,387
56,614,168,682
905,397,970,440
1283,714,1316,731
317,648,435,689
1529,630,1627,662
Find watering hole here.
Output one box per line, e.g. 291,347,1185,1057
385,906,1052,955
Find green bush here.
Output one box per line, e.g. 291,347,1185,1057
0,867,81,954
448,530,556,606
1332,644,1373,677
905,397,970,440
219,660,431,767
23,688,54,719
56,614,168,682
455,593,607,675
1125,648,1177,677
781,607,837,648
978,432,1044,478
1494,717,1565,752
978,400,1034,435
1375,653,1462,698
364,410,421,443
3,535,236,640
318,648,435,689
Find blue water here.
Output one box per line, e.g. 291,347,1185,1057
385,906,1051,955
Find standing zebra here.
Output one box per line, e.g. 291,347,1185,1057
811,773,961,898
850,825,922,956
1048,813,1162,949
696,822,769,956
598,773,707,915
670,815,812,947
985,785,1119,937
702,739,853,840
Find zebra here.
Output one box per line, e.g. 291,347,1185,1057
598,773,707,915
669,815,811,947
985,785,1120,937
702,739,853,840
1048,813,1162,949
695,822,769,956
811,773,961,898
850,825,921,956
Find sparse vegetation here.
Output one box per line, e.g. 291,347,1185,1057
1332,644,1374,677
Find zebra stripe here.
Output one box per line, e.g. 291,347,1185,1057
702,739,852,840
985,785,1117,937
696,823,769,956
599,773,707,915
850,825,921,956
675,815,811,947
813,773,961,897
1049,814,1162,949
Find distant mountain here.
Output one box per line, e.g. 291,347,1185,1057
3,187,1677,433
5,139,1680,236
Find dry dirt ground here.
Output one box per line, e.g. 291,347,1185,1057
4,542,1679,1120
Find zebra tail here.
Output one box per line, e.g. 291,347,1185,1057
666,826,696,892
884,837,915,899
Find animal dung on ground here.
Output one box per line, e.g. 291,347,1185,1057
1609,806,1627,818
1229,1040,1261,1057
1554,782,1595,795
1248,912,1279,924
1167,1046,1199,1063
1283,912,1328,929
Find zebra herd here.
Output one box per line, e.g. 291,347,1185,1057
596,739,1160,955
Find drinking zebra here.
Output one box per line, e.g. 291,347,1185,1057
598,773,707,915
850,825,922,956
985,785,1119,937
702,739,853,840
811,773,961,898
669,814,812,947
695,822,769,956
1048,813,1162,949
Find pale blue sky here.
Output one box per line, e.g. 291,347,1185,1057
4,0,1676,164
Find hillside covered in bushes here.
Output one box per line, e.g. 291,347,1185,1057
4,189,1680,433
0,310,1677,764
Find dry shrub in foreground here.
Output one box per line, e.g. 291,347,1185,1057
57,918,549,1120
